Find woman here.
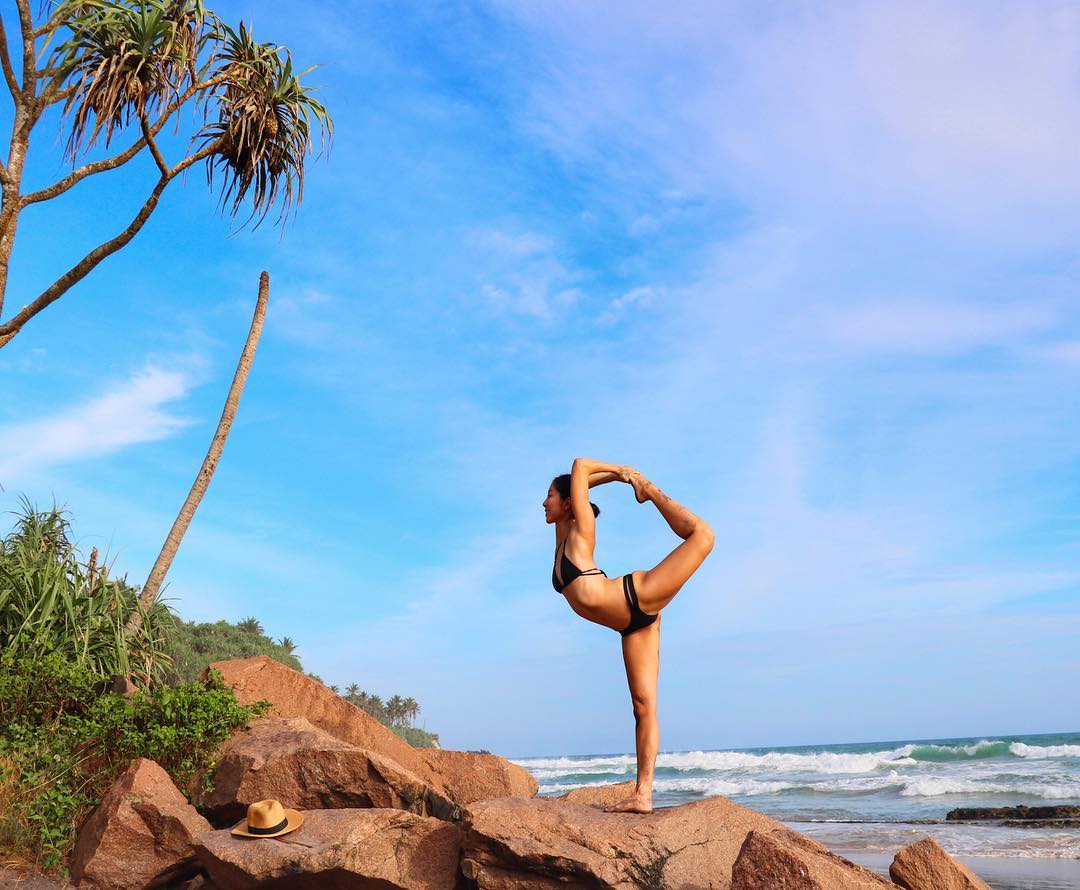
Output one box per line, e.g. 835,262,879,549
544,457,714,814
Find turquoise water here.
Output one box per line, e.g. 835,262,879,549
513,731,1080,860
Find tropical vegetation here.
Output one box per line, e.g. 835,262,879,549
0,500,439,875
0,0,332,349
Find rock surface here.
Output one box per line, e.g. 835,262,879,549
199,716,458,823
461,793,781,889
890,837,991,890
205,655,536,806
731,828,895,890
70,758,211,889
195,808,462,890
946,805,1080,826
554,780,637,808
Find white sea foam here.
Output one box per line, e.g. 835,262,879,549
1010,742,1080,758
652,748,917,774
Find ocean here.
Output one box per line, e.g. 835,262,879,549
512,731,1080,890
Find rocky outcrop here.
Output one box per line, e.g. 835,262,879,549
198,716,458,823
554,780,636,808
424,748,536,802
70,758,211,889
195,808,462,890
946,805,1080,827
890,837,991,890
461,792,780,889
205,655,537,806
731,828,894,889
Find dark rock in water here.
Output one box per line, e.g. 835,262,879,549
946,805,1080,825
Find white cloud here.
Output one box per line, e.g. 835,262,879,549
0,364,196,482
493,0,1080,240
467,225,586,319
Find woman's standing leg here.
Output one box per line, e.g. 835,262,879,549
604,607,661,814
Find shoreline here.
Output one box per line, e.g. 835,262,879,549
843,851,1080,890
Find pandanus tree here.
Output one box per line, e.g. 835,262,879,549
0,0,332,348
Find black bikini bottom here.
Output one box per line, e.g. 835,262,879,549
620,573,659,637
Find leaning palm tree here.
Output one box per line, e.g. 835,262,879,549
0,0,332,349
126,272,269,633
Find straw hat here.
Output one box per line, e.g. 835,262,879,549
230,799,304,838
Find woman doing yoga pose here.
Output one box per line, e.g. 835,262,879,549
544,457,715,814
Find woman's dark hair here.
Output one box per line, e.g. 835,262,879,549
552,473,600,518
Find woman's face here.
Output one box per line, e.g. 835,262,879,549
543,484,569,524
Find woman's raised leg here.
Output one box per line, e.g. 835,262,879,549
627,472,714,614
604,613,661,814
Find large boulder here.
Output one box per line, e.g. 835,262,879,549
205,656,537,806
890,837,991,890
195,808,462,890
554,781,636,808
199,716,458,824
731,828,895,890
461,793,780,889
70,758,211,889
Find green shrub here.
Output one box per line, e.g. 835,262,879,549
0,498,174,687
164,618,302,685
0,652,267,872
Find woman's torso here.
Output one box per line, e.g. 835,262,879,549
553,528,630,631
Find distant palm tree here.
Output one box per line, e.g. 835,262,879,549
278,636,296,654
329,684,340,694
345,682,360,700
403,697,420,726
237,616,263,635
386,695,405,726
364,694,384,720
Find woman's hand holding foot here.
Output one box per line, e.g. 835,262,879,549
625,469,650,504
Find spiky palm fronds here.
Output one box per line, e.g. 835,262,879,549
0,497,175,687
46,0,210,159
200,20,332,228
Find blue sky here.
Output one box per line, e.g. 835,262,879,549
1,0,1078,758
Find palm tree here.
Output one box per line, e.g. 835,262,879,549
278,636,297,654
0,0,332,349
329,684,340,695
345,682,360,700
237,616,263,635
386,695,405,727
126,273,269,634
403,697,420,726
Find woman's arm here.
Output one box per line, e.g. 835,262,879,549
588,470,621,489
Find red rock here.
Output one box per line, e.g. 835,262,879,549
890,837,991,890
194,808,462,890
554,781,636,808
70,758,211,889
205,655,536,805
731,828,894,890
199,716,457,823
462,793,780,889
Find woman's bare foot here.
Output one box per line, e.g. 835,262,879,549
626,470,651,504
603,793,653,814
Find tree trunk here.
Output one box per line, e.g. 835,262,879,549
126,271,270,634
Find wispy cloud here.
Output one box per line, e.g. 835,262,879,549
0,363,196,483
466,225,585,319
493,0,1080,240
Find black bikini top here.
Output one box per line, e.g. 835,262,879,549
552,538,607,593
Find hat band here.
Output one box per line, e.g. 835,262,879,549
247,817,289,835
